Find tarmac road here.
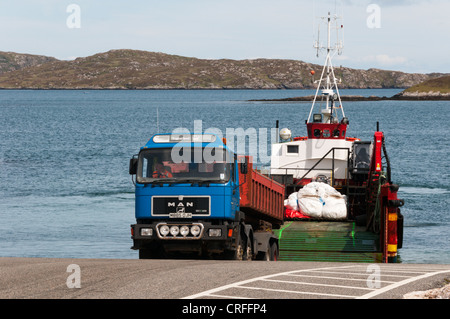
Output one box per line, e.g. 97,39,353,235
1,257,449,300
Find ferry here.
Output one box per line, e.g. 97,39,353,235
270,12,404,263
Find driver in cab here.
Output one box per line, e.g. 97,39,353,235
152,163,173,178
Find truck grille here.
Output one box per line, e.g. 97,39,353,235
151,196,210,217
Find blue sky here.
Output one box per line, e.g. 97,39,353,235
0,0,449,73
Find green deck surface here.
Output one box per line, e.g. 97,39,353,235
274,221,382,263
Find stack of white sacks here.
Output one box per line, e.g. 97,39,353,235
285,182,347,220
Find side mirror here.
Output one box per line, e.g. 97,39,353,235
129,158,138,175
240,161,248,175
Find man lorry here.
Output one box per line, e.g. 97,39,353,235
129,133,285,260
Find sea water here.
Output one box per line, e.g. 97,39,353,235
0,89,448,263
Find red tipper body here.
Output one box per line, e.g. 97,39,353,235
238,156,285,225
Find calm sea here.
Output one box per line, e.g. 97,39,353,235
0,89,449,264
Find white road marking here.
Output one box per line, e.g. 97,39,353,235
303,270,414,277
182,264,355,299
356,269,450,299
288,273,397,283
236,285,356,298
182,264,450,300
261,278,376,290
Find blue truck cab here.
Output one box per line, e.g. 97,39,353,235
129,133,249,259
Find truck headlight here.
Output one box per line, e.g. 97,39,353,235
190,225,201,236
180,226,190,237
170,226,180,236
140,228,153,236
159,225,170,237
208,229,222,237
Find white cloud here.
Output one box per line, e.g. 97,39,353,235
362,54,407,66
334,55,350,61
60,56,78,61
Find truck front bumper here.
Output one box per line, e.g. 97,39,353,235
131,221,235,252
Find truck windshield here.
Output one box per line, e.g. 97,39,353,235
136,147,232,184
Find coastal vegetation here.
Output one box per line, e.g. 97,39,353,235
0,51,56,74
387,75,450,100
402,75,450,94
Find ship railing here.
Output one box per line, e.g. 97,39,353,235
271,147,352,191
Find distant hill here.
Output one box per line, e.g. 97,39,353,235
0,51,57,75
0,49,445,90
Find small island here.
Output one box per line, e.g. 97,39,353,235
392,75,450,100
250,75,450,102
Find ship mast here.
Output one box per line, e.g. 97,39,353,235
308,12,345,124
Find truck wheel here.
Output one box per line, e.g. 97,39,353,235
256,248,271,261
224,234,246,260
269,242,278,261
243,238,252,261
224,243,243,260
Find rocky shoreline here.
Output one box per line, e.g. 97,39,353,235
404,282,450,299
249,92,450,102
393,91,450,100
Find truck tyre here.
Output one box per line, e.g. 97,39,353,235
269,242,278,261
243,237,253,261
224,236,244,260
256,247,271,261
224,227,251,260
224,243,244,260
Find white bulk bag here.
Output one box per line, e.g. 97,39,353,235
322,195,347,219
297,182,347,220
285,192,299,211
297,195,323,218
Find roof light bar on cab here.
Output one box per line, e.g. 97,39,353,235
152,134,217,143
